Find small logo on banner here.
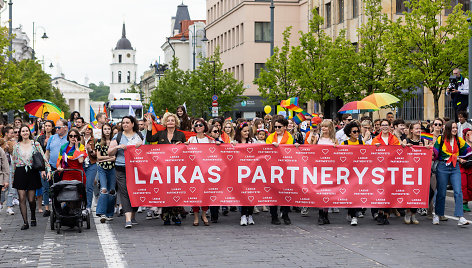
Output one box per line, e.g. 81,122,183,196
173,196,180,202
340,157,347,162
140,197,146,202
264,187,271,192
285,196,292,202
323,197,330,203
339,188,346,194
172,148,178,154
284,148,291,154
153,188,159,193
413,189,420,195
227,187,233,192
152,156,159,162
397,198,404,203
360,149,366,155
397,149,403,155
189,187,196,193
246,148,253,153
209,147,216,153
377,189,384,194
302,156,309,162
227,155,234,161
414,157,420,163
377,157,384,162
210,196,217,202
135,149,142,155
322,149,329,155
264,155,271,161
189,155,196,161
248,196,254,202
361,198,368,203
302,188,309,194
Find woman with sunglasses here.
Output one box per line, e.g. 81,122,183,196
185,119,214,226
429,118,444,146
232,121,257,226
56,128,87,183
432,121,471,226
36,120,56,217
12,125,51,230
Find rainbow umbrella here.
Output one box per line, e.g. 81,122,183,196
24,99,63,118
362,93,400,108
338,101,379,114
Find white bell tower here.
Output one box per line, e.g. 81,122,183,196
110,23,137,94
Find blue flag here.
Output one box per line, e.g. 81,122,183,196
90,106,97,127
148,101,157,117
129,104,136,117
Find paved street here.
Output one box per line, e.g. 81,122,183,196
0,196,471,268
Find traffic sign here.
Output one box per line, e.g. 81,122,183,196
212,107,219,117
212,100,218,107
212,95,218,101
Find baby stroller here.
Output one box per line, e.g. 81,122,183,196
50,169,90,234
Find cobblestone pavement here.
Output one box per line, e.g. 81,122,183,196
0,196,471,268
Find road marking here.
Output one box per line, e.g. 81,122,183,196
38,217,61,267
94,213,128,268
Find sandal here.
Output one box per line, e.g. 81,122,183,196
193,220,199,226
201,216,209,226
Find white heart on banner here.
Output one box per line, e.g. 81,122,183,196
173,196,180,202
247,148,253,153
189,155,196,161
302,188,309,194
264,187,271,192
227,187,233,192
361,198,367,203
172,148,178,154
339,188,346,194
302,156,309,162
209,147,216,153
264,155,271,161
323,197,330,203
153,188,159,193
139,197,146,202
377,189,384,194
397,149,403,155
285,196,292,202
360,149,366,155
189,187,196,193
413,189,420,195
322,149,329,155
340,157,347,163
135,149,142,155
284,148,291,154
210,196,217,202
152,156,159,162
377,157,384,162
414,157,420,163
397,198,404,203
248,196,254,202
227,155,234,161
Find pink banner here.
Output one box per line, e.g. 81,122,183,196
125,144,432,208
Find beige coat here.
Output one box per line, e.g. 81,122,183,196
0,147,10,185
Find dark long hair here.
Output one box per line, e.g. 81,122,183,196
100,123,113,146
443,121,458,142
176,105,191,131
234,121,253,143
121,116,139,133
17,125,33,142
44,120,56,135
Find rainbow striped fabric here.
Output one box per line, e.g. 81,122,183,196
421,132,433,141
280,97,303,113
293,113,306,124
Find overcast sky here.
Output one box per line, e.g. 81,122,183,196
0,0,206,85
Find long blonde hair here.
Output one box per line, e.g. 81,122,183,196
319,120,336,143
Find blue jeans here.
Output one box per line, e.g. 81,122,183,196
41,178,50,206
435,162,464,217
6,166,17,207
84,163,97,209
96,166,116,217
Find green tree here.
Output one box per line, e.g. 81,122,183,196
255,27,302,108
89,82,110,102
387,0,470,118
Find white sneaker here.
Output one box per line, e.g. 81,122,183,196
247,215,255,225
328,208,333,213
146,211,153,220
351,217,358,226
411,214,419,224
12,199,19,206
301,207,308,217
105,216,113,221
458,217,470,227
6,207,14,215
253,207,260,214
432,214,439,225
404,214,411,224
240,215,248,226
356,211,364,218
333,208,340,213
137,207,143,213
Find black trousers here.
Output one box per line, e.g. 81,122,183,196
270,206,290,218
241,206,254,216
348,208,360,217
210,206,219,219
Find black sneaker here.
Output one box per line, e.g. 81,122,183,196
282,215,291,225
376,214,386,225
43,210,50,217
230,206,237,212
223,210,229,216
172,217,181,226
211,216,218,223
323,216,330,224
163,220,171,225
271,217,281,225
318,217,325,225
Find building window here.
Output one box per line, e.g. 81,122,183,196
326,3,332,27
241,64,244,81
127,71,131,83
241,23,244,44
339,0,344,23
255,63,266,79
118,54,122,63
118,71,122,83
353,0,358,18
255,22,270,42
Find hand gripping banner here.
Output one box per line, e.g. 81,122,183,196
125,144,432,208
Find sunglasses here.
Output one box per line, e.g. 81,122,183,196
274,125,283,129
55,126,65,129
212,130,219,134
194,124,204,128
14,131,19,134
381,124,390,127
434,123,442,126
68,135,79,138
352,130,359,134
346,119,353,122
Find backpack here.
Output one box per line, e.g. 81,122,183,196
116,131,144,145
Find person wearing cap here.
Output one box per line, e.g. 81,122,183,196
460,127,472,212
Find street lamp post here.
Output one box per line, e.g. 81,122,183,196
468,15,472,115
270,0,274,57
32,22,48,59
180,24,208,70
8,0,12,61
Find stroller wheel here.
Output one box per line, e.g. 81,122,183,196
55,222,61,234
86,214,91,229
50,213,55,230
78,220,82,233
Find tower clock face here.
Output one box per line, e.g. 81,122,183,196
127,53,131,58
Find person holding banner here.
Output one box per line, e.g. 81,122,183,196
433,121,471,226
185,118,213,226
233,121,256,226
146,112,186,226
108,116,144,229
266,117,296,225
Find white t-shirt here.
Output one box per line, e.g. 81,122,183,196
336,128,347,144
381,136,389,145
93,128,102,140
188,136,213,144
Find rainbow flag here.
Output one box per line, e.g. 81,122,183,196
90,106,98,128
421,132,433,141
280,97,303,113
293,112,306,124
28,123,35,133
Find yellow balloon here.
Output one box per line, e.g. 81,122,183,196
264,105,272,114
